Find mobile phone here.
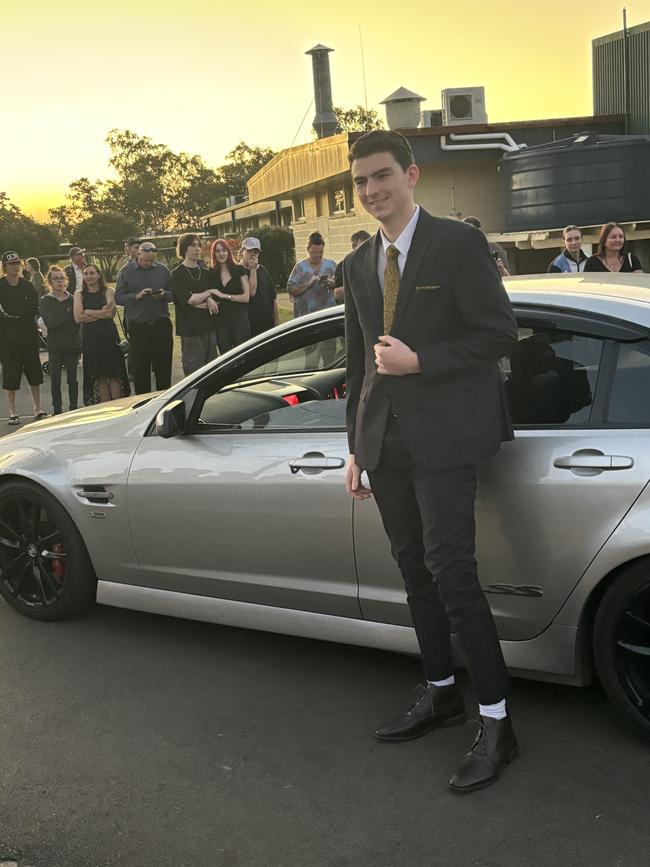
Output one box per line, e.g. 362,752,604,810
492,250,501,261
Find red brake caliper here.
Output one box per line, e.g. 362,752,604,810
51,541,67,581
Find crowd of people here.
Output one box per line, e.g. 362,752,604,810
0,217,644,424
0,233,280,424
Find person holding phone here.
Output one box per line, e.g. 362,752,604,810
287,232,337,318
115,242,173,394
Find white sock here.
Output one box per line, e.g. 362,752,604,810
428,675,455,688
479,699,507,720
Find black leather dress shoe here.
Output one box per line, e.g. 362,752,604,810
448,714,519,793
374,683,466,742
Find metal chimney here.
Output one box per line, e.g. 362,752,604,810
306,44,338,139
381,87,426,130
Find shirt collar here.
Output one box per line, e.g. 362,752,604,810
380,205,420,258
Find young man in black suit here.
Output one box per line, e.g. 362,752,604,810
343,130,519,793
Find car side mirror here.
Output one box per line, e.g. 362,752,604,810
156,400,187,438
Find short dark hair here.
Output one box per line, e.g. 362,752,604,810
177,233,201,260
307,232,325,248
348,130,415,172
463,216,482,229
351,230,371,245
597,222,625,258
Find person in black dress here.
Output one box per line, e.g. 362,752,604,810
209,240,251,352
584,222,644,273
73,264,127,403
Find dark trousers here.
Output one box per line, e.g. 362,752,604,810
368,416,509,705
215,313,250,354
129,318,173,394
49,351,79,414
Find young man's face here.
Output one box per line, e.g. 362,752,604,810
187,239,203,260
71,252,86,268
351,151,418,225
4,261,22,280
126,242,140,259
241,248,259,267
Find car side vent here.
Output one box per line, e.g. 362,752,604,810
75,485,114,505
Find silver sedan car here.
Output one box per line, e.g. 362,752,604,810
1,273,649,738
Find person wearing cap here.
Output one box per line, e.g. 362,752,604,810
115,236,141,383
241,237,279,337
0,251,48,424
114,242,173,394
64,247,87,293
171,233,219,375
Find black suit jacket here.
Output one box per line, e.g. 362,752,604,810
344,209,518,473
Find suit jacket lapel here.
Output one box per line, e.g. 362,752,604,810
391,209,433,335
363,232,384,331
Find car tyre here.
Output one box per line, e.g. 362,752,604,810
593,561,650,739
0,479,96,621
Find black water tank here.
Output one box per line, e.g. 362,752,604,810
500,134,650,232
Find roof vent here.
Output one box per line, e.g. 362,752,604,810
381,87,426,130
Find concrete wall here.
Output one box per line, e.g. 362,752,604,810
414,159,502,229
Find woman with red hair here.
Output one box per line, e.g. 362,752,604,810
209,240,251,352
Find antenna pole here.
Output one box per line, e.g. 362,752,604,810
359,25,368,110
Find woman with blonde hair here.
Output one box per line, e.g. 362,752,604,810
40,266,81,414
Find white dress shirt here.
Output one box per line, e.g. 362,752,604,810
377,205,420,293
73,263,84,291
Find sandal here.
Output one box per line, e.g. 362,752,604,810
33,411,49,420
7,415,20,426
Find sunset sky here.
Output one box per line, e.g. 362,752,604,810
4,0,650,221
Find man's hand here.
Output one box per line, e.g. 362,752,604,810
345,455,372,500
374,336,421,376
136,287,152,301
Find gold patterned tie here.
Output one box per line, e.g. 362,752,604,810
383,244,400,334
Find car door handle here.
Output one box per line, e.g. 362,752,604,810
288,456,345,475
554,454,634,470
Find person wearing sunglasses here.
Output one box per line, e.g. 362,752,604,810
115,242,173,394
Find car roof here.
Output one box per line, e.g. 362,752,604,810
505,273,650,328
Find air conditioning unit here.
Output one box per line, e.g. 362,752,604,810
420,109,443,128
442,87,487,126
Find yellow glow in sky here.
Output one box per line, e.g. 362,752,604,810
4,0,650,220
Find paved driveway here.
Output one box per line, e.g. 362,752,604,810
0,601,648,867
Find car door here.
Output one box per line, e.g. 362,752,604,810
126,320,359,618
354,308,650,641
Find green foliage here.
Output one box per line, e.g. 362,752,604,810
334,105,384,132
72,212,139,250
220,142,276,197
47,132,277,243
257,226,296,288
0,193,60,256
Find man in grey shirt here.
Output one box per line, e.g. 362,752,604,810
115,242,173,394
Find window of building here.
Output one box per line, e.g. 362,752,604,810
329,187,346,216
294,198,305,221
344,183,355,213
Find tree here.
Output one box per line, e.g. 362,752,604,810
257,226,295,289
72,212,139,250
0,193,60,256
334,106,384,133
219,142,276,197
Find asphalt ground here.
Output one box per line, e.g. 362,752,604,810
0,599,649,867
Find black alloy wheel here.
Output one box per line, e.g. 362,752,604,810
0,480,96,621
594,562,650,739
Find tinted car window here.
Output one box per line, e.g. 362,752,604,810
241,335,345,380
607,341,650,425
504,327,604,426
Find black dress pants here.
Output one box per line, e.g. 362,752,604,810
129,318,173,394
49,350,79,414
368,416,509,705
